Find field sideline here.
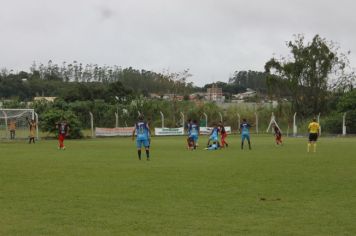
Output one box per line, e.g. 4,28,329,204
1,135,356,235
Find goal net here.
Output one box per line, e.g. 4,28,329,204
0,109,38,140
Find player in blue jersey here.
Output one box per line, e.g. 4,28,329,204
186,119,192,149
207,123,220,147
205,141,220,150
132,115,151,160
239,118,252,150
188,120,200,150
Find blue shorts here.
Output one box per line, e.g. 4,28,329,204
241,133,250,142
136,139,149,148
189,134,198,142
209,135,218,142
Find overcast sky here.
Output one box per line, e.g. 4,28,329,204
1,0,355,86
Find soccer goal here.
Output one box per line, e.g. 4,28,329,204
0,109,38,140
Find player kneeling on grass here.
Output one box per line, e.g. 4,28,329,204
132,115,151,160
205,141,220,150
56,120,70,150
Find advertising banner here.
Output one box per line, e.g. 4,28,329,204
95,127,134,137
154,127,184,136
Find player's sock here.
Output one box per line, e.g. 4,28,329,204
146,150,150,158
248,141,251,150
307,143,311,152
138,150,141,160
241,142,243,149
313,143,316,152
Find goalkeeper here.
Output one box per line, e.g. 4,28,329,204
26,117,36,144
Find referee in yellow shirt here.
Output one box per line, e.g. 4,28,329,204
307,118,320,153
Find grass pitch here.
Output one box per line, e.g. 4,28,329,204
1,135,356,235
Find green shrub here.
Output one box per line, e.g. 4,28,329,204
40,109,83,138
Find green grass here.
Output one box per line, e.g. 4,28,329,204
1,135,356,235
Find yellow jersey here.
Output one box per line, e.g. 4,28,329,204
29,122,36,137
9,121,16,130
308,122,320,134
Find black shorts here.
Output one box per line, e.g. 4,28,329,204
309,133,318,142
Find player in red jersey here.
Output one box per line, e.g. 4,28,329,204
218,121,228,148
272,124,282,146
57,120,70,150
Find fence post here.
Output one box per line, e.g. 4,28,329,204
293,112,297,136
237,113,240,132
35,112,39,140
255,112,259,134
342,112,347,136
203,113,208,127
180,112,185,129
218,112,223,122
89,112,94,138
2,110,8,139
160,111,164,128
317,113,321,136
115,112,119,128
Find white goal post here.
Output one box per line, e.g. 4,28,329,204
0,109,39,140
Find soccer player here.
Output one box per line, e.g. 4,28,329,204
272,124,283,145
26,117,36,144
188,119,200,150
239,118,251,150
187,136,195,150
207,123,220,147
186,119,192,149
307,118,320,153
218,121,228,148
132,115,151,160
57,120,70,150
204,141,220,150
9,119,16,140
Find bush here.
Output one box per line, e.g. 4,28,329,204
345,110,356,134
40,109,83,138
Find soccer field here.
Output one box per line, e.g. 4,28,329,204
1,135,355,235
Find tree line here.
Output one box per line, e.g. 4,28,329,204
1,34,355,136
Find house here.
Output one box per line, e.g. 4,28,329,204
206,84,225,102
33,97,57,102
232,89,257,100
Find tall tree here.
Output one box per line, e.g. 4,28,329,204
265,34,354,116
